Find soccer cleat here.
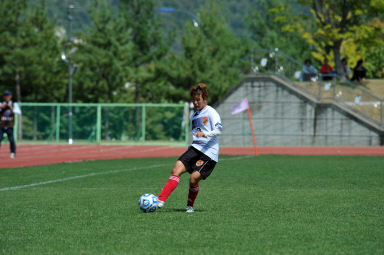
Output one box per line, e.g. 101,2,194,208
10,153,15,159
186,206,194,213
157,200,165,208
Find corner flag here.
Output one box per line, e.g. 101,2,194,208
231,97,249,115
231,97,259,156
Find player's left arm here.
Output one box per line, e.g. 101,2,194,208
202,110,222,138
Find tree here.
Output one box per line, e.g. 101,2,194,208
26,1,67,102
118,0,171,103
0,0,29,101
290,0,384,76
0,0,66,102
71,0,136,140
163,2,249,105
247,0,310,62
73,0,134,103
0,0,66,140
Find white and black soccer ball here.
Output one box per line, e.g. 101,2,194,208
138,193,158,213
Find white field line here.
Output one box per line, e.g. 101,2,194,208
0,155,253,192
0,164,168,192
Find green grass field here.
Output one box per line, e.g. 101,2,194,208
1,155,384,255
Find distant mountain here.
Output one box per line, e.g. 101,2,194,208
28,0,301,39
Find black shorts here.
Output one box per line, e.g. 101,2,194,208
178,146,217,179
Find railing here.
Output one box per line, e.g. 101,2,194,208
251,49,384,127
13,103,189,145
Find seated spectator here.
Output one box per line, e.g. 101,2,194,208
351,59,366,83
320,58,333,81
340,58,351,80
300,59,318,81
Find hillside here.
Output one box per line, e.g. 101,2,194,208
28,0,302,38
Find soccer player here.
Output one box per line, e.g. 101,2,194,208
157,83,222,213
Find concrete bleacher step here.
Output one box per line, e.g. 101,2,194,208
215,74,384,146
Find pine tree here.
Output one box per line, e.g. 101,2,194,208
0,0,28,101
118,0,170,103
163,2,248,104
0,0,65,102
0,0,65,140
25,0,66,102
73,0,134,103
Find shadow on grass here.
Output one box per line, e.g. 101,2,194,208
158,208,205,213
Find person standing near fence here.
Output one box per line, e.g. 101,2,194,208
0,91,17,158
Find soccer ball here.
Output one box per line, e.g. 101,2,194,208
138,193,158,213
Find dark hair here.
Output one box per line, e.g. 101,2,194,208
354,59,364,69
341,58,347,63
190,83,208,100
304,59,311,65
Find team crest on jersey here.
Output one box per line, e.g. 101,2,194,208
196,160,204,167
202,117,208,125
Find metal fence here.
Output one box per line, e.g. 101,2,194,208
251,49,384,127
12,103,189,145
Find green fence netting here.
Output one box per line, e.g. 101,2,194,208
14,103,189,145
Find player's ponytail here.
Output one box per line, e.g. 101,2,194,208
190,83,208,100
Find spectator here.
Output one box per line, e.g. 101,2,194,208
340,58,351,80
0,91,17,158
320,58,333,81
351,59,367,83
300,59,318,81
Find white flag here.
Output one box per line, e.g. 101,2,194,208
231,97,249,115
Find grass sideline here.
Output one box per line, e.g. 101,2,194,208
0,155,383,255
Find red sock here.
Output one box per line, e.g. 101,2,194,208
187,185,199,207
158,174,180,202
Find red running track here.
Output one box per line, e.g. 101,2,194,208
1,144,384,169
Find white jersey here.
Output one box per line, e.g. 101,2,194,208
190,105,222,162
